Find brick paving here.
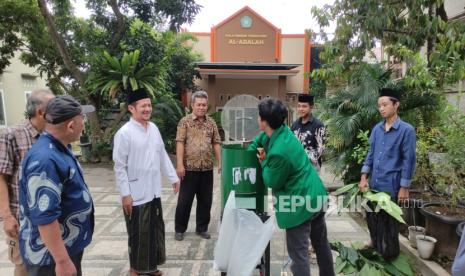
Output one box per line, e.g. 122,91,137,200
0,164,369,275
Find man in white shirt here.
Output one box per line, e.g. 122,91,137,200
113,88,180,276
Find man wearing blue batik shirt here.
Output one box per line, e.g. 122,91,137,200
18,95,95,276
359,88,416,259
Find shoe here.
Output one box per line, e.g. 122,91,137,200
175,232,184,241
196,231,211,239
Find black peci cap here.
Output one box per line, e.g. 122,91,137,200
127,88,151,104
379,88,401,101
298,93,314,104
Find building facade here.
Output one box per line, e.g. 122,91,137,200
187,6,312,111
0,53,48,127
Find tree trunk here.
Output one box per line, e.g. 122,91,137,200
37,0,86,86
108,0,125,54
426,4,435,69
37,0,105,148
103,107,127,141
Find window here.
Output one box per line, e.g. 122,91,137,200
0,89,6,126
25,91,32,103
22,76,37,89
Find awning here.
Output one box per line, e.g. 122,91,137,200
195,62,301,78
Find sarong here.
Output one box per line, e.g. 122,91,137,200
124,197,166,273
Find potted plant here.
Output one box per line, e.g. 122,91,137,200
398,125,437,233
420,200,465,258
76,119,92,162
91,139,113,163
419,104,465,258
408,226,425,249
416,235,437,260
397,188,426,238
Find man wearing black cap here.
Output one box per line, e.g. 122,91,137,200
18,95,95,276
359,88,416,259
113,89,179,276
291,93,325,172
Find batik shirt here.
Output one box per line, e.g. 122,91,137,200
175,114,221,171
291,116,325,170
19,133,94,266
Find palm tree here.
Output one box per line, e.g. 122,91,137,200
86,50,165,100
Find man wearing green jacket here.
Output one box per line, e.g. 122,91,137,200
248,98,334,276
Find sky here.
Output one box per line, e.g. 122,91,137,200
182,0,335,34
73,0,336,34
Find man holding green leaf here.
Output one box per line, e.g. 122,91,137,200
359,87,416,259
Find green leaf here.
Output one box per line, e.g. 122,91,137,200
390,253,413,276
360,264,371,276
335,258,347,274
346,246,359,266
360,264,383,276
342,263,357,274
341,185,358,210
340,245,349,260
121,52,130,74
132,49,140,65
383,263,404,276
131,79,139,91
122,75,128,89
333,183,358,195
364,191,406,224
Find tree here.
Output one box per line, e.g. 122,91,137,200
309,0,464,182
0,0,201,149
311,0,465,91
86,50,163,99
318,63,439,183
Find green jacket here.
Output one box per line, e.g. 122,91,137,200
248,125,328,229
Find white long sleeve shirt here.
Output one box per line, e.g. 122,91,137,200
113,118,179,206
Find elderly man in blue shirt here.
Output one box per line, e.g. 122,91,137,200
19,95,95,276
359,88,416,259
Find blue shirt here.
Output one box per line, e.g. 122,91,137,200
361,117,416,197
19,133,94,266
452,230,465,276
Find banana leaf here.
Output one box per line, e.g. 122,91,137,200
364,190,406,224
333,184,405,224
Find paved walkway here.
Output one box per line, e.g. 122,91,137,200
0,164,369,275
